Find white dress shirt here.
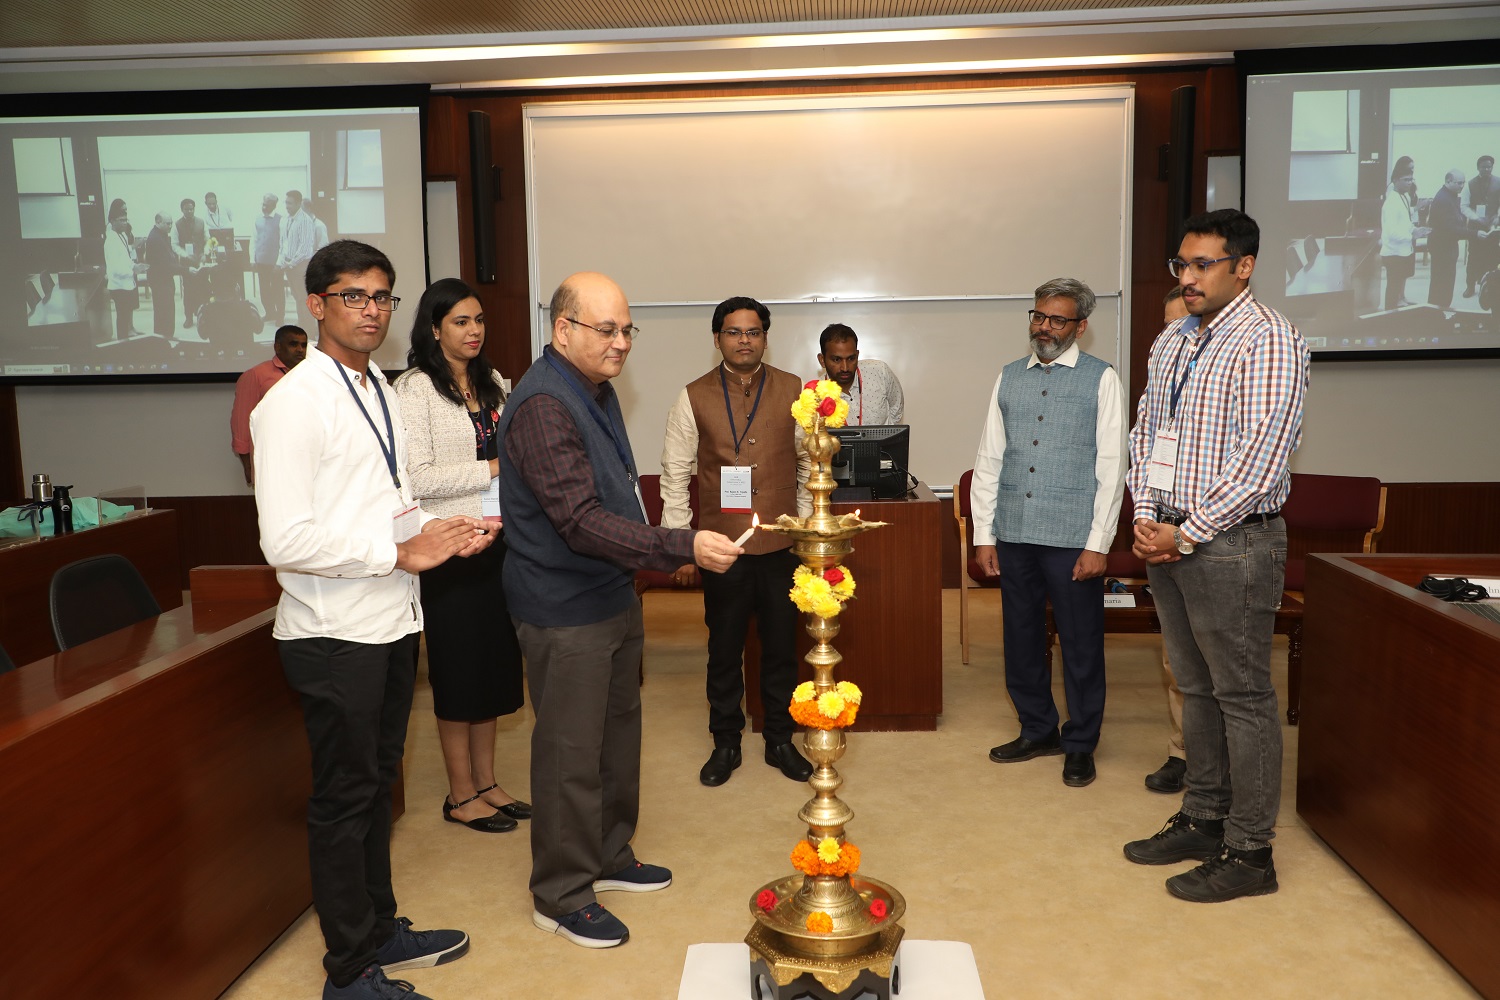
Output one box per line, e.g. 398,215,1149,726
969,342,1127,554
277,209,317,268
251,344,437,643
813,358,905,426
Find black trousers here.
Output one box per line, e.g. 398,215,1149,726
997,541,1107,753
279,633,419,985
255,264,284,324
700,547,801,746
109,288,135,339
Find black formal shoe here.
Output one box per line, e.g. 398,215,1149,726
442,793,518,833
475,784,532,820
1062,752,1096,787
765,741,813,781
988,731,1062,763
1145,756,1187,793
699,746,742,786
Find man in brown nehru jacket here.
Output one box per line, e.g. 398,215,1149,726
661,295,814,786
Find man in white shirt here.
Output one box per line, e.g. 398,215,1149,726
814,324,904,426
1379,171,1428,310
278,189,318,332
203,191,233,230
252,239,492,1000
969,278,1126,788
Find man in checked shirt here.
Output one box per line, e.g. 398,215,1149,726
1121,210,1309,903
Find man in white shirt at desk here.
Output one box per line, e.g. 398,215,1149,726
814,324,904,426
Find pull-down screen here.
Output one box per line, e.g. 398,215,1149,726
1,105,425,381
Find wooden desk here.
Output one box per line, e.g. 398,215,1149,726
746,485,944,731
0,508,181,666
1297,553,1500,999
0,569,308,1000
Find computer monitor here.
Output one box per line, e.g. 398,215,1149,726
827,424,912,499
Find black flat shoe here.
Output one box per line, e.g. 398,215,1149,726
764,741,813,781
443,793,517,833
476,784,532,820
700,746,742,786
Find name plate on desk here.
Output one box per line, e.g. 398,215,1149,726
1104,594,1137,608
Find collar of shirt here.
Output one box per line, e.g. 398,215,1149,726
543,343,612,404
1026,341,1082,369
304,343,388,390
1190,286,1255,340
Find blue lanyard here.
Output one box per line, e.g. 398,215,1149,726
1168,317,1213,423
335,363,401,491
543,349,636,479
719,365,766,459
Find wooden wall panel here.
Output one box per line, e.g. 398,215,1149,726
1376,482,1500,554
153,495,266,588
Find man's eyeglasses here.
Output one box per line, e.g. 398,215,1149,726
567,317,639,341
1167,255,1240,279
1027,310,1081,331
719,328,765,341
317,290,401,311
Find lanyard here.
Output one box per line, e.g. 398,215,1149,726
854,367,862,425
719,365,766,459
544,349,636,479
1168,318,1213,423
335,364,401,491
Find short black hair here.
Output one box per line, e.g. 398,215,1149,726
1163,286,1185,304
819,323,858,355
1480,155,1496,168
711,296,770,334
180,198,195,211
273,324,306,344
304,240,395,296
1180,209,1259,260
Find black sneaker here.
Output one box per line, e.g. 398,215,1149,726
533,902,630,949
324,965,430,999
594,860,672,893
1144,756,1187,793
1123,811,1224,865
988,731,1062,763
1166,846,1278,902
374,917,469,973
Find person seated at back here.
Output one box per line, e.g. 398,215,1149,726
814,324,904,426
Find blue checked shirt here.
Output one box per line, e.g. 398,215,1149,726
1126,288,1309,544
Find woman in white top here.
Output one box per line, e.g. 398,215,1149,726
394,277,527,834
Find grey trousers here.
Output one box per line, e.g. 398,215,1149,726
1146,519,1286,851
516,603,644,917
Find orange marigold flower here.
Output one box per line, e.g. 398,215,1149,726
790,839,861,877
806,911,833,934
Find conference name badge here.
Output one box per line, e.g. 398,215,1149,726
481,476,502,521
721,466,753,514
392,503,421,544
1147,430,1179,492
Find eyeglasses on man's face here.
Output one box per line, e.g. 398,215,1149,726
1167,255,1240,279
719,327,765,341
1027,309,1081,331
567,317,639,341
317,290,401,311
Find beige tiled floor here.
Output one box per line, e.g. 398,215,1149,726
223,589,1477,999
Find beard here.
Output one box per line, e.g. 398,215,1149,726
1030,330,1076,362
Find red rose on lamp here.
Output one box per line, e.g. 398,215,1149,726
817,396,838,417
869,898,888,922
823,567,845,585
756,889,778,913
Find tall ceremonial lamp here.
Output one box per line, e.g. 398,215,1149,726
745,380,906,1000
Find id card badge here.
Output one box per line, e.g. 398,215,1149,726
1146,430,1179,492
481,476,502,522
720,465,753,514
392,503,421,544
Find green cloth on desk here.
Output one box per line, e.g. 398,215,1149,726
1,498,136,537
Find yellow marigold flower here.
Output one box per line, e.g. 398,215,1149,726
806,911,833,934
816,837,842,863
816,380,842,398
827,397,850,429
816,691,846,718
811,596,842,619
836,680,862,704
831,575,855,599
792,681,815,703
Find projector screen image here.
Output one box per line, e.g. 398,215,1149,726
0,105,425,381
1245,63,1500,358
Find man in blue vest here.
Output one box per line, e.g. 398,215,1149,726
498,271,744,950
969,277,1127,787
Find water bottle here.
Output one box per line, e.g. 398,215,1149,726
50,484,74,535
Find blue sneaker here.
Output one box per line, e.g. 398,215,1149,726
324,964,430,999
374,917,469,973
533,902,630,948
593,860,672,893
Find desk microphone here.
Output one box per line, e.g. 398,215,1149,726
1106,578,1128,594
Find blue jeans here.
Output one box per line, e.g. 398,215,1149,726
1146,519,1286,850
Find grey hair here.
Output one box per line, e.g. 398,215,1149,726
1033,277,1096,320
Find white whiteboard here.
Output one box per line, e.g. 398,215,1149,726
524,86,1134,486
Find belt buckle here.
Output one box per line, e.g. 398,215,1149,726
1155,502,1187,526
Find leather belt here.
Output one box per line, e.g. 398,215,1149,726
1155,504,1279,528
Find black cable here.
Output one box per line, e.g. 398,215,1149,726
1417,576,1491,603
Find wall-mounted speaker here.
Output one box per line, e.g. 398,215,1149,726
1165,85,1196,259
469,110,499,284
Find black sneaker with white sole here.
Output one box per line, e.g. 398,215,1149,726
534,902,630,948
374,917,469,973
593,860,672,893
324,964,431,999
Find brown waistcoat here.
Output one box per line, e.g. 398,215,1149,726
685,364,802,555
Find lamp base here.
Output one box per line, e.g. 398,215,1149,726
746,920,904,999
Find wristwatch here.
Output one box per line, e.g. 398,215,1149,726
1173,526,1195,555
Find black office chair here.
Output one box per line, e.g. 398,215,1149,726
49,554,163,650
